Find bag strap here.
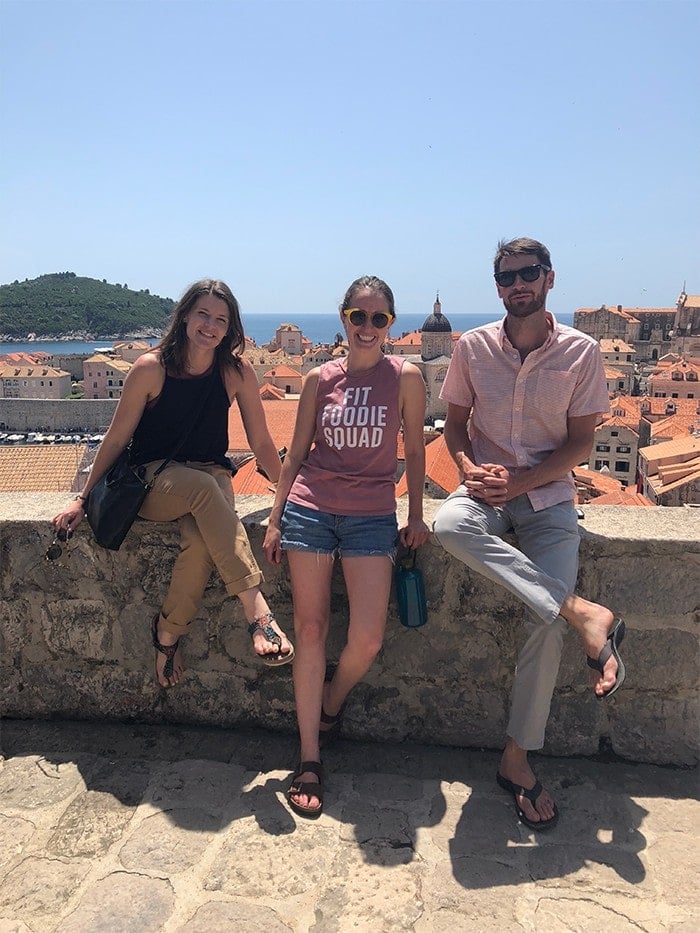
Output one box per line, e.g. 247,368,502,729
148,367,221,480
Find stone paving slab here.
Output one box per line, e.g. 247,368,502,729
0,719,698,932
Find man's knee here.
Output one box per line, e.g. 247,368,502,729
433,500,483,553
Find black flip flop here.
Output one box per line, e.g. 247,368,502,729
587,618,626,699
496,772,559,830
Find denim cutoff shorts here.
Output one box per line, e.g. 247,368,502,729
281,500,399,559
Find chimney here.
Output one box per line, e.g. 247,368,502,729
617,305,623,313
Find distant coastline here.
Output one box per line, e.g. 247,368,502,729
1,310,576,357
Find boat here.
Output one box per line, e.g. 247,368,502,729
7,434,24,442
44,434,57,443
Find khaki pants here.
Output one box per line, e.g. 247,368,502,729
138,460,263,636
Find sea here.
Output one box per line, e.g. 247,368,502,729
0,311,575,357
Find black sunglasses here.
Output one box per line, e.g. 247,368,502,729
46,528,72,561
343,308,394,329
494,263,550,288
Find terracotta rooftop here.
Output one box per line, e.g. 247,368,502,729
260,384,287,400
573,467,623,496
589,490,655,506
599,339,635,353
0,364,70,378
232,457,276,496
390,331,422,348
639,434,700,466
228,398,300,453
0,444,88,493
263,365,301,378
396,435,457,498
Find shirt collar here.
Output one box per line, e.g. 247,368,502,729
498,311,559,352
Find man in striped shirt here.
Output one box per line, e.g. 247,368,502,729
433,237,625,830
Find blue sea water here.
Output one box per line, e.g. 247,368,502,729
0,310,575,357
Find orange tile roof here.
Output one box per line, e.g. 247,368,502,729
0,364,69,377
390,331,422,348
0,444,89,492
396,434,458,497
588,490,655,506
228,398,300,453
260,383,286,400
263,365,301,378
573,467,623,495
0,351,48,365
599,339,635,352
232,457,277,495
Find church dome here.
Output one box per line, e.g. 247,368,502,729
422,309,452,332
422,293,452,333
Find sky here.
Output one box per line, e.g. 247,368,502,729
1,0,698,320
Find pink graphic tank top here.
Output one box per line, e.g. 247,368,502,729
288,355,405,515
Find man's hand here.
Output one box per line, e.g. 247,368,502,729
463,462,513,505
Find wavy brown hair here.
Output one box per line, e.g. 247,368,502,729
158,279,244,376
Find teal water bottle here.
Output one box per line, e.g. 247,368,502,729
395,547,428,628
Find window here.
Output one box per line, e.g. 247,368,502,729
596,444,610,452
615,461,630,472
594,459,610,470
611,431,618,437
93,382,97,389
616,446,631,454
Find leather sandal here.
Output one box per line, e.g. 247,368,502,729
151,615,180,687
287,761,323,819
248,613,295,667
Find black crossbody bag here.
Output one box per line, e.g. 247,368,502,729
86,371,218,551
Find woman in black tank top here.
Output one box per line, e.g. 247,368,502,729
52,279,294,687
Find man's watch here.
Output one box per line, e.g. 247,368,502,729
74,494,88,505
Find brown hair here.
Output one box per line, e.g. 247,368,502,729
339,275,396,317
158,279,244,376
493,237,552,274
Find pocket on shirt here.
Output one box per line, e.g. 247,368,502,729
534,371,577,413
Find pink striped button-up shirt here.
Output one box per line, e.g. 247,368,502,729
440,313,610,510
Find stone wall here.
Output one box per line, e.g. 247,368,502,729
1,494,698,766
0,398,118,432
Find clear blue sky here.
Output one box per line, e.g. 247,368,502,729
1,0,698,319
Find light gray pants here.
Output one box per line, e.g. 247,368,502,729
433,489,580,750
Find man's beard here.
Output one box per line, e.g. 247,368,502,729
503,282,547,318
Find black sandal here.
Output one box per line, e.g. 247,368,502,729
287,761,323,818
151,615,180,687
248,612,295,667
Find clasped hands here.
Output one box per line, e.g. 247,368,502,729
459,456,518,505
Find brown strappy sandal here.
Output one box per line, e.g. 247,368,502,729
151,615,181,688
248,612,295,667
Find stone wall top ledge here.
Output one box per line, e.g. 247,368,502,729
2,493,699,546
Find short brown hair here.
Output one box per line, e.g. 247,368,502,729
493,237,552,274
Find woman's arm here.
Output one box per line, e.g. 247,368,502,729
398,362,430,548
51,353,163,533
228,358,282,483
262,369,320,564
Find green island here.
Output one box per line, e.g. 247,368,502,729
0,272,174,339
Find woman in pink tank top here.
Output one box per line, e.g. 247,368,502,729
264,275,430,818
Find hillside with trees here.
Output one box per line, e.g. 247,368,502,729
0,273,175,338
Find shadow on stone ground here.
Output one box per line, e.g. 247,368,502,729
0,718,698,931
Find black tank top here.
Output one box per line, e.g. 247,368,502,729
130,365,233,472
